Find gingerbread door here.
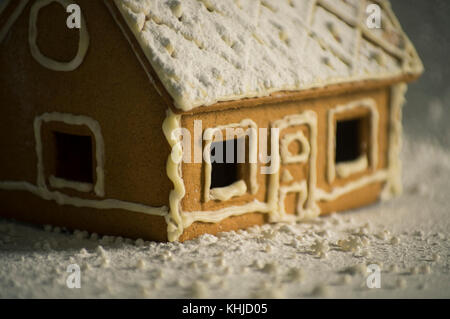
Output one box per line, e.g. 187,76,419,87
270,111,318,221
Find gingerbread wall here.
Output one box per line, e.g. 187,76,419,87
178,86,392,241
0,0,172,240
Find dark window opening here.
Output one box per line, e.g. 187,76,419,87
54,132,94,183
210,138,246,189
335,117,368,163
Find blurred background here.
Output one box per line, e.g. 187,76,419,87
391,0,450,147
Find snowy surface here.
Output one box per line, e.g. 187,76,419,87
115,0,421,110
0,137,449,299
0,0,449,299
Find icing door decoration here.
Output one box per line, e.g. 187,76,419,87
270,111,319,222
278,123,310,216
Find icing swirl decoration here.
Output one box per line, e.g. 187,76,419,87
28,0,89,71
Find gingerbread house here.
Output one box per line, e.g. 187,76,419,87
0,0,423,242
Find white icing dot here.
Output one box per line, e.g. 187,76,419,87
96,245,107,257
101,257,110,268
136,259,146,270
170,0,183,19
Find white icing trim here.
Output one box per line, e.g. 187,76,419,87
181,200,270,229
278,181,308,221
316,169,388,202
0,181,168,216
327,98,379,183
209,180,247,202
270,111,320,221
0,0,29,43
281,169,294,183
203,119,258,203
336,154,368,179
382,83,407,200
162,109,185,242
34,112,105,197
28,0,89,72
280,131,310,164
49,175,93,193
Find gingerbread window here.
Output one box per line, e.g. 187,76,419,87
51,132,94,187
203,120,258,202
334,116,370,178
34,113,105,197
210,138,246,189
327,99,379,182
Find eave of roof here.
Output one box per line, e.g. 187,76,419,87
170,73,419,115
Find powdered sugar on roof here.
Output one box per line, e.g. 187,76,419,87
114,0,423,111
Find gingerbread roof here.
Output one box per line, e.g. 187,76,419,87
115,0,422,111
